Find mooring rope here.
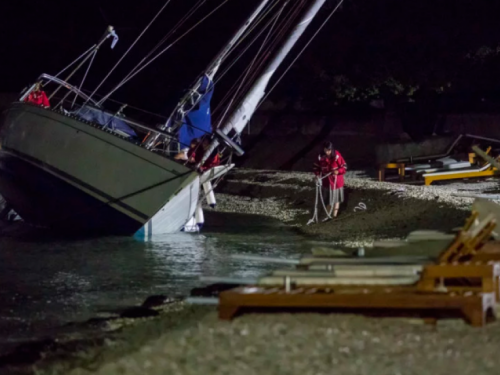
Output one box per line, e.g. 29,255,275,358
307,172,337,225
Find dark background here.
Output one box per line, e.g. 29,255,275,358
2,0,500,122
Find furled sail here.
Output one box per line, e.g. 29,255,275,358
177,74,215,149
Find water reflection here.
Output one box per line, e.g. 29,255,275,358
0,213,307,344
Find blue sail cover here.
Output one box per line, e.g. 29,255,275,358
77,106,138,138
178,75,214,149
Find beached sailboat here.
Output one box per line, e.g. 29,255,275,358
0,0,340,239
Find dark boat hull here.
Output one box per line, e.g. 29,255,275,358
0,103,199,236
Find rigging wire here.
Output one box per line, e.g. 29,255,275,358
229,0,307,104
108,0,277,128
55,49,101,110
91,1,173,104
215,0,289,129
105,0,280,141
212,0,289,89
87,0,174,104
237,0,307,86
163,0,284,133
48,44,97,84
213,0,306,117
96,0,232,106
215,0,282,68
218,0,306,111
142,0,282,150
117,0,207,94
173,0,280,104
212,1,296,115
71,50,98,108
256,0,346,110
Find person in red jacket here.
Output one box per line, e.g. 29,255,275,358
199,149,221,172
174,138,199,162
24,82,50,108
313,141,347,218
181,136,221,172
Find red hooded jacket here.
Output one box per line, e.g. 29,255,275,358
313,150,347,189
199,152,221,172
25,90,50,108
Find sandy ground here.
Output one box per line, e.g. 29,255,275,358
67,311,500,375
210,169,495,247
6,169,500,375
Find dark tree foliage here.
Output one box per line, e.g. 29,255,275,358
2,0,500,118
276,0,500,110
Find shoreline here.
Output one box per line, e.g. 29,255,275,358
3,168,500,374
210,169,481,246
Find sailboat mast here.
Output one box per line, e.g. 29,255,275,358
201,0,328,164
143,0,270,149
203,0,271,79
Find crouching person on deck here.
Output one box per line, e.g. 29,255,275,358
174,138,199,162
24,82,50,108
313,141,347,218
183,136,221,172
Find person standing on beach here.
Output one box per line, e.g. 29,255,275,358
313,141,347,218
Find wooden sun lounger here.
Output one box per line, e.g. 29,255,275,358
218,286,496,326
213,207,500,325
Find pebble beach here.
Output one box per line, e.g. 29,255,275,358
6,168,500,375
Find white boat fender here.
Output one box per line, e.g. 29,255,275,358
203,182,216,208
196,206,205,229
182,216,199,233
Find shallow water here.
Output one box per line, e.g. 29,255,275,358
0,212,308,347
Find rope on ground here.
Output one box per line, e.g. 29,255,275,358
326,202,368,223
307,176,368,225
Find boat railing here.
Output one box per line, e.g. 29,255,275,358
19,73,183,157
20,74,99,107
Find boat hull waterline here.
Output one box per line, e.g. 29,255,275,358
0,103,200,236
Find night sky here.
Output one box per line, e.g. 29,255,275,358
2,0,500,118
